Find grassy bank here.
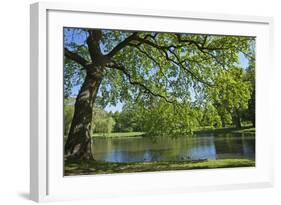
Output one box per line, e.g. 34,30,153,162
91,127,255,139
92,127,256,138
194,126,255,136
64,159,255,176
92,132,145,138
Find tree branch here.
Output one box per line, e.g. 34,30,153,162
106,32,139,59
64,47,88,67
131,37,213,86
128,43,172,87
86,30,104,63
167,49,214,86
175,34,230,67
107,62,176,104
241,51,255,62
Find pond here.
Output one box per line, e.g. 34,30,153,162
92,133,255,163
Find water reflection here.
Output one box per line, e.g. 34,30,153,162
92,133,255,163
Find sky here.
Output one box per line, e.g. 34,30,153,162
238,52,249,68
64,28,251,113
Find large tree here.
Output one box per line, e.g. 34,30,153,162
206,67,251,128
64,28,254,160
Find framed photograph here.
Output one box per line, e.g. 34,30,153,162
30,2,274,202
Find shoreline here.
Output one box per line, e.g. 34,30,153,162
91,127,255,139
64,159,255,176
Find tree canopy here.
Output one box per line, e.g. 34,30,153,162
64,29,254,132
65,30,253,98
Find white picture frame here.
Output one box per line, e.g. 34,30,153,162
30,2,274,202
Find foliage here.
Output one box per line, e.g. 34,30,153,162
91,107,116,134
244,63,255,126
201,103,222,127
118,99,201,137
110,108,139,132
206,67,252,127
65,29,254,104
64,98,116,135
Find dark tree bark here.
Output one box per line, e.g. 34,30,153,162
221,117,226,128
232,109,242,129
248,89,255,127
64,70,102,160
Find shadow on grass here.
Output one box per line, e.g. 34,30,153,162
64,159,255,176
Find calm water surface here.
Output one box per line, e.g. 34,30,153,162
92,133,255,163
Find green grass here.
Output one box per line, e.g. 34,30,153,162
92,132,145,138
194,126,255,136
92,127,255,139
232,127,255,134
64,159,255,176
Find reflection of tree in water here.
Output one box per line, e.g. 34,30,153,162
92,134,255,163
214,133,255,160
188,136,215,160
241,134,255,160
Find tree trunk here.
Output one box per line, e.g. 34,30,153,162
232,109,241,129
251,116,255,127
249,89,255,127
220,116,226,127
64,72,102,160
